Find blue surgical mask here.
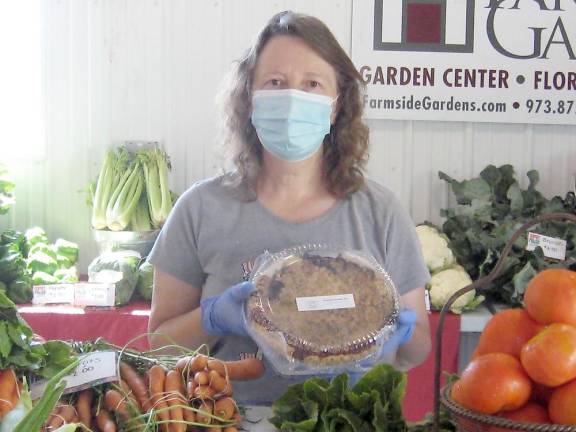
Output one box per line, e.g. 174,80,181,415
251,89,335,162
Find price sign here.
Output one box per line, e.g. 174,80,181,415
30,351,118,399
74,282,116,307
32,284,75,304
526,232,567,261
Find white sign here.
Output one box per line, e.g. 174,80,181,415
32,283,116,306
526,232,567,260
352,0,576,125
31,351,118,399
74,282,116,307
32,284,75,305
296,294,356,311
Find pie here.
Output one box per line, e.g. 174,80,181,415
246,252,398,369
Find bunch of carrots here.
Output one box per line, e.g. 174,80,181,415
0,368,21,420
42,354,265,431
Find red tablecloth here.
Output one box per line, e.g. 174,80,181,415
19,301,152,351
403,311,461,421
19,304,460,421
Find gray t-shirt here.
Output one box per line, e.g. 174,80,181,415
148,174,429,404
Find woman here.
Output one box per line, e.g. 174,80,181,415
148,11,431,404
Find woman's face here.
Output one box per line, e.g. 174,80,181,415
252,35,339,111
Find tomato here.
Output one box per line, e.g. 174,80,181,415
548,378,576,424
524,268,576,325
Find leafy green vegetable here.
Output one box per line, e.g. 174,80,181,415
106,159,144,231
130,195,153,231
439,164,576,306
270,365,408,432
54,239,79,265
24,227,49,250
0,164,15,215
0,290,75,376
140,147,173,229
31,271,59,286
53,267,79,283
27,251,58,275
88,250,142,305
8,276,33,304
136,261,154,300
0,249,26,284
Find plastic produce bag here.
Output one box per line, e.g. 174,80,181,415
88,250,142,305
136,261,154,301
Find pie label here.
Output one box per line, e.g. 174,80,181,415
296,294,356,312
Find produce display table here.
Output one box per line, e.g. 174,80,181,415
18,301,152,351
17,304,461,422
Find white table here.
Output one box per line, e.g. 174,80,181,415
243,406,275,431
458,305,504,371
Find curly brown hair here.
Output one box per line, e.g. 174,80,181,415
218,11,369,198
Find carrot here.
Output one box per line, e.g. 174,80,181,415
186,378,196,400
208,370,230,395
45,404,65,430
189,354,208,373
193,385,216,400
165,369,187,432
213,397,236,420
118,379,141,412
120,361,151,412
207,357,265,381
148,364,170,432
196,400,213,425
105,389,128,416
57,404,77,426
76,388,93,427
96,407,117,432
194,371,209,386
0,369,17,418
174,356,195,380
223,427,238,432
206,428,222,432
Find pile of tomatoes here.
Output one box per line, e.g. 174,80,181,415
451,268,576,427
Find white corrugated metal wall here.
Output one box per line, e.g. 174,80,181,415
3,0,575,272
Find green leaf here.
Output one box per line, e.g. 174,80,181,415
323,408,373,432
0,321,11,358
507,182,523,216
36,340,74,378
513,261,537,302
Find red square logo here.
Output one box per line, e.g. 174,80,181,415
406,4,441,44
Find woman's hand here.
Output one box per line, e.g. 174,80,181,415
360,308,417,367
200,281,254,336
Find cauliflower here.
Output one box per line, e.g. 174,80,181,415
415,224,456,273
427,264,484,314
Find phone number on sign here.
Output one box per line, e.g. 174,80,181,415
524,99,576,114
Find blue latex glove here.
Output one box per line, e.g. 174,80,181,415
200,281,254,337
359,308,417,367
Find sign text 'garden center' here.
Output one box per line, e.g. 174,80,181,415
352,0,576,125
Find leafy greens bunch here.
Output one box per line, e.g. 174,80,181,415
439,164,576,306
0,164,14,215
269,364,408,432
0,290,74,378
90,145,173,232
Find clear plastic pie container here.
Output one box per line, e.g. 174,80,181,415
243,244,400,376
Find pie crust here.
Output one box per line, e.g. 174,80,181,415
246,252,398,369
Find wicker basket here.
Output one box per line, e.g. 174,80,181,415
432,212,576,432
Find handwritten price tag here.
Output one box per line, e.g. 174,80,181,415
74,282,116,307
526,232,567,261
30,351,118,399
32,284,75,304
